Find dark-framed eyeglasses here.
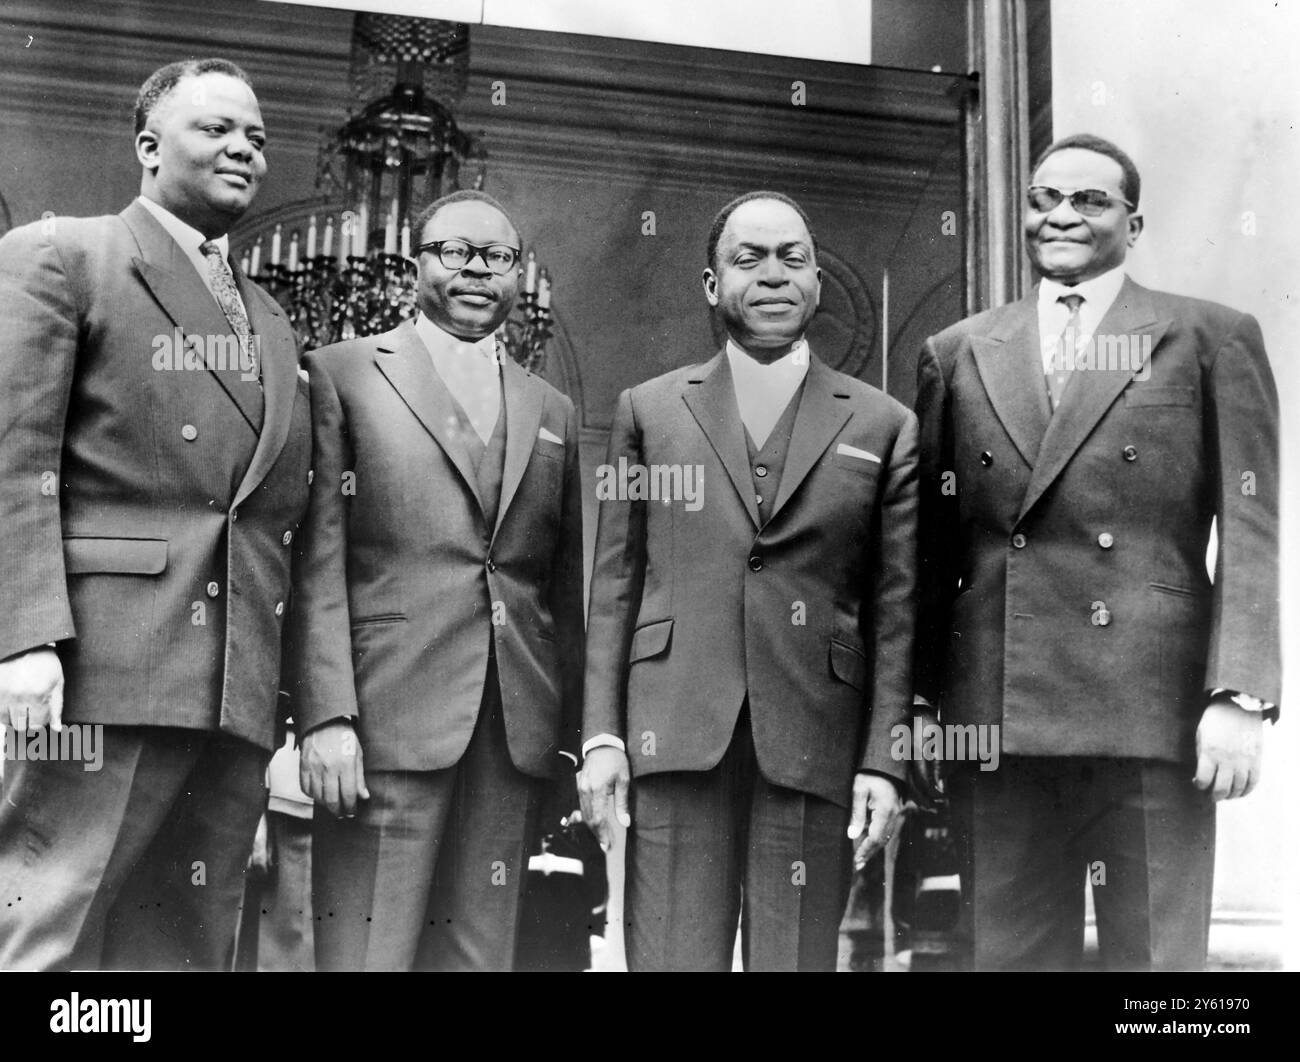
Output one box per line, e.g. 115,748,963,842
1027,185,1135,217
416,239,521,275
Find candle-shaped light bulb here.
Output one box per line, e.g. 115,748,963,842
537,270,551,309
355,203,369,258
322,216,334,257
288,232,300,272
240,250,250,274
270,223,282,267
306,215,317,259
249,237,262,275
384,198,398,255
400,219,411,258
524,250,538,293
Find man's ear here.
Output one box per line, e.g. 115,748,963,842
815,266,823,308
1127,212,1144,247
135,129,160,172
702,267,719,307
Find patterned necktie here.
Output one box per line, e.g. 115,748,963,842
200,240,259,386
1047,293,1084,410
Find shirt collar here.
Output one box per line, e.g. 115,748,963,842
724,337,810,381
415,312,500,366
136,196,228,262
1038,264,1126,314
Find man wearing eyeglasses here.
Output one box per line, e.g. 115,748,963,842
288,190,584,970
914,134,1279,970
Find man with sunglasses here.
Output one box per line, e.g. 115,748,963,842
914,134,1279,970
288,190,584,970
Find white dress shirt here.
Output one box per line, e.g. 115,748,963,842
136,195,247,319
414,313,502,446
1036,264,1127,374
725,337,810,448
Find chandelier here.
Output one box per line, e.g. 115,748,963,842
236,14,555,372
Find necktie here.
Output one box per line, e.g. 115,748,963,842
200,240,259,386
1047,293,1084,410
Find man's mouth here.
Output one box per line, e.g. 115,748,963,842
216,170,252,187
452,288,497,304
752,297,795,307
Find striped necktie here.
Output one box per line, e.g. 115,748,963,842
1047,293,1084,410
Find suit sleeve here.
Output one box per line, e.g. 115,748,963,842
0,223,79,660
550,396,586,761
285,354,360,732
913,337,961,709
858,407,920,779
581,387,647,744
1203,311,1281,709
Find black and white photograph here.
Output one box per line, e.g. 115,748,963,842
0,0,1294,1039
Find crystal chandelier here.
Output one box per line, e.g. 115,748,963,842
236,14,555,372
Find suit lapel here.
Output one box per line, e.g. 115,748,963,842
1019,278,1171,520
493,353,546,539
373,320,482,511
682,351,760,528
231,266,299,508
769,355,852,520
122,201,263,433
970,296,1051,468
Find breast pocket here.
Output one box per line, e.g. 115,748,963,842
1123,385,1196,408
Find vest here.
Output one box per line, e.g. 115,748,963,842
743,380,805,526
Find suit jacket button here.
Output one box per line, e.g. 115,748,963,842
206,581,220,598
748,554,763,572
274,601,284,617
307,470,315,485
1123,445,1138,461
282,530,293,546
980,451,993,467
486,558,496,573
1011,533,1027,549
181,424,198,441
230,509,238,522
1098,532,1114,549
754,465,768,478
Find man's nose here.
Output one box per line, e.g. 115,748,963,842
461,251,493,275
757,257,788,283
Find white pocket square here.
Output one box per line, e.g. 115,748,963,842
538,427,564,445
836,443,881,463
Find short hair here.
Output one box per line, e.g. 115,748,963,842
707,190,818,268
413,189,522,248
134,58,254,135
1031,133,1141,210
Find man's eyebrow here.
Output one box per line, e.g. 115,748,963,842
733,239,811,254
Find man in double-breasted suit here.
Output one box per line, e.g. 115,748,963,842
291,190,584,971
0,59,311,969
579,191,916,971
915,134,1280,970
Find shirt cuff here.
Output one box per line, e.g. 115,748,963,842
581,733,626,759
1210,689,1276,714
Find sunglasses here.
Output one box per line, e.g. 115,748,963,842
1027,186,1135,217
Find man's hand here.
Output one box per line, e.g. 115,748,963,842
1194,696,1263,800
576,746,631,851
848,772,903,869
299,720,369,819
0,647,64,732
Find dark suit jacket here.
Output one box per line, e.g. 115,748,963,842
289,320,584,777
0,200,311,750
915,276,1281,764
583,351,919,807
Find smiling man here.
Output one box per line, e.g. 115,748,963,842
0,59,311,969
914,134,1280,970
579,191,918,971
290,190,584,971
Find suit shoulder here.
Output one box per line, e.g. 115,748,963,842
0,214,124,260
624,358,715,403
822,364,912,425
1140,286,1255,330
926,301,1015,349
301,334,385,380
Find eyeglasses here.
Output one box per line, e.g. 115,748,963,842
415,239,521,275
1027,186,1135,217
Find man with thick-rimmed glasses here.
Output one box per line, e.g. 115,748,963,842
914,133,1280,970
289,189,584,970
